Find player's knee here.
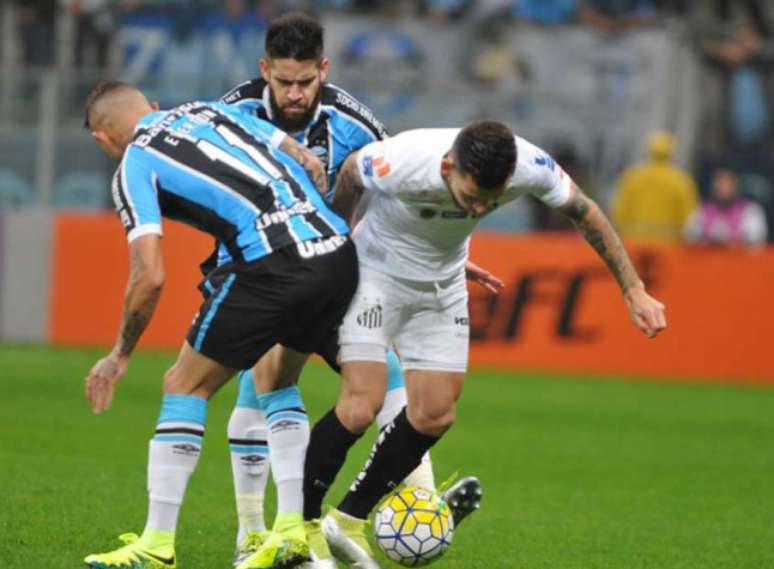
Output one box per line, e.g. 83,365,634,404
162,365,186,394
336,395,380,434
409,402,456,436
162,364,211,397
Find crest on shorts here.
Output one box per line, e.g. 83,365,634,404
357,304,383,329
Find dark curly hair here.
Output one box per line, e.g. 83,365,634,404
452,120,517,189
265,12,324,62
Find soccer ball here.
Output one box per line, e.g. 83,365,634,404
374,486,454,566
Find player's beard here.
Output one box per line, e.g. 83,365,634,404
269,87,321,134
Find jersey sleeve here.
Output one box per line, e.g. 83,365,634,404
517,138,573,208
355,139,400,193
113,146,163,243
340,118,386,156
247,115,287,148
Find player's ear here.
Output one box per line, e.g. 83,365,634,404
92,130,124,160
150,101,160,111
441,154,454,176
319,57,330,82
258,58,271,81
91,130,110,145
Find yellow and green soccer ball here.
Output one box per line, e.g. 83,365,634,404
374,486,454,566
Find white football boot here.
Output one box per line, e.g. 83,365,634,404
322,509,380,568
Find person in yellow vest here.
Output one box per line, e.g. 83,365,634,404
611,131,699,243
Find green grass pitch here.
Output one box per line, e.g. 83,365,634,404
2,344,774,568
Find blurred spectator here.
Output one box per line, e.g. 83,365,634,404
684,169,768,246
511,0,578,24
203,0,267,86
700,0,772,148
15,0,57,66
312,0,394,14
420,0,474,24
60,0,118,69
579,0,656,33
651,0,686,16
611,131,699,243
469,28,529,91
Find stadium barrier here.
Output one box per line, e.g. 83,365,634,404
2,212,770,383
467,233,774,384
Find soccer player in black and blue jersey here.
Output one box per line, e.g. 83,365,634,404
216,13,497,569
81,81,357,569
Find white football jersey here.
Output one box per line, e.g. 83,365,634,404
353,128,573,281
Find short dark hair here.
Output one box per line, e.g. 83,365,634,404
452,120,517,190
84,80,135,129
265,12,324,61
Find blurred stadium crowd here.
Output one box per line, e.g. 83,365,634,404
1,0,772,244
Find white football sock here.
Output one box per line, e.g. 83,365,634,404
144,395,207,537
228,405,269,544
257,386,309,516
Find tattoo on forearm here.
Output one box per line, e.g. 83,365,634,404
117,247,161,357
565,189,641,292
118,311,149,357
332,158,366,222
280,138,328,196
563,190,590,220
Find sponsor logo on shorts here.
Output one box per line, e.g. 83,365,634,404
297,235,347,259
357,304,383,329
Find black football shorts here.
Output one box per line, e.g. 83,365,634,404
188,236,357,370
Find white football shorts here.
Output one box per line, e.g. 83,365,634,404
339,267,470,373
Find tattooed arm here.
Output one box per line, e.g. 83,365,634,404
116,235,165,356
558,183,667,338
332,152,368,223
85,235,165,414
280,135,328,197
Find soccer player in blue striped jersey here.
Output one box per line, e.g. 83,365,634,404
81,81,359,569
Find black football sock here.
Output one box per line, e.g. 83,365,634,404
338,408,440,520
303,408,363,520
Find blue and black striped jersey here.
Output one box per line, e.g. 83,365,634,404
220,79,388,200
111,101,349,265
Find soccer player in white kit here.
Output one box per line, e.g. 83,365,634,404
302,120,667,567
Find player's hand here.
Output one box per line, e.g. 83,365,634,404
624,287,666,339
85,352,129,415
465,260,505,294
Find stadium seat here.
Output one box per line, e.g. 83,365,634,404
0,169,34,208
54,171,109,210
